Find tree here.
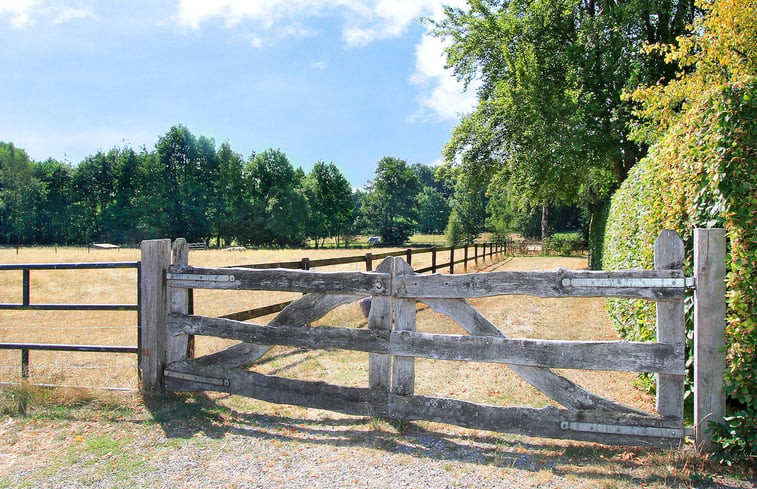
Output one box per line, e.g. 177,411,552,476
242,148,308,246
305,161,354,247
432,0,698,261
360,157,421,244
416,186,450,234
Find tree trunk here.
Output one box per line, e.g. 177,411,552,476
540,203,550,241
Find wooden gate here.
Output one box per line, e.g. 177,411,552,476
140,230,727,450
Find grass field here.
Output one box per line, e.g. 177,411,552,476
0,246,753,487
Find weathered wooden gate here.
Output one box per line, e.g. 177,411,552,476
140,229,726,450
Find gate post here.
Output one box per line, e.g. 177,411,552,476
654,230,685,422
140,239,171,394
392,258,416,397
368,257,394,406
694,228,727,451
168,239,190,363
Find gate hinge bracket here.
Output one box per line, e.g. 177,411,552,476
560,421,684,439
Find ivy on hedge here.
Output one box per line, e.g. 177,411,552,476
604,80,757,463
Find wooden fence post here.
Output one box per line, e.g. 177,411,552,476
449,246,455,274
365,253,373,272
463,245,469,271
694,228,727,452
474,244,478,264
168,239,190,364
140,239,171,394
392,258,416,397
406,248,412,266
431,247,437,273
369,257,394,406
654,230,685,422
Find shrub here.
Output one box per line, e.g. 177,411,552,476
605,81,757,464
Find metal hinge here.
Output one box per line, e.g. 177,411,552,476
164,369,230,387
166,273,235,283
562,278,685,288
561,421,684,439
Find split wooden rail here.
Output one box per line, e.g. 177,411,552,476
140,230,727,451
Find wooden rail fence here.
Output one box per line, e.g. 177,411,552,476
141,229,727,451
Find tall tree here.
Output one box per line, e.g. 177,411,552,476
432,0,698,260
361,157,421,244
305,161,354,247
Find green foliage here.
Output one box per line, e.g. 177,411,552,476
416,187,450,234
360,157,420,245
542,233,581,256
606,0,757,459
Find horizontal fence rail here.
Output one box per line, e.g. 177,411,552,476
0,261,141,382
142,230,727,451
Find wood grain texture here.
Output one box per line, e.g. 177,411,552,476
167,238,190,364
694,228,727,451
168,265,390,296
422,298,645,414
389,394,682,449
654,230,686,420
369,258,394,394
166,360,387,417
396,269,684,300
140,239,171,393
392,258,416,396
389,331,684,374
169,314,389,353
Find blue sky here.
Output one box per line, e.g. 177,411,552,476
0,0,477,187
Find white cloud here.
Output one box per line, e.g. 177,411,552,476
173,0,478,121
0,0,97,28
410,32,479,122
0,0,38,28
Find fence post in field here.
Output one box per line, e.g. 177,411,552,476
431,247,437,273
300,257,310,271
463,245,469,271
654,230,685,422
449,246,455,274
140,239,171,394
168,238,190,364
694,228,727,452
369,257,394,404
406,248,412,266
392,258,416,396
365,253,373,272
474,244,478,265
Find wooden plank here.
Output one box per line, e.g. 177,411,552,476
389,331,684,374
140,239,171,393
167,238,189,364
392,258,416,396
168,314,389,353
369,258,394,394
168,265,390,296
191,294,362,369
166,360,387,417
396,269,685,300
694,228,727,451
220,301,292,322
389,395,682,449
422,298,646,414
654,230,686,420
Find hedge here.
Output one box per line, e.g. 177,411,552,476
604,80,757,463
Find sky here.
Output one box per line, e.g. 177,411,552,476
0,0,478,187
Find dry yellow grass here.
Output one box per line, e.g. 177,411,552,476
0,245,651,416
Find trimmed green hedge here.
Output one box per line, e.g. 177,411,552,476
604,80,757,463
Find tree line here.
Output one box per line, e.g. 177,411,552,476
0,125,478,247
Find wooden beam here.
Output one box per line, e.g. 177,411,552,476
369,258,394,396
396,269,685,300
654,230,686,420
140,239,171,393
166,360,387,417
389,331,684,374
392,258,416,396
167,265,390,296
169,314,389,353
389,395,682,449
168,238,190,364
694,228,727,452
